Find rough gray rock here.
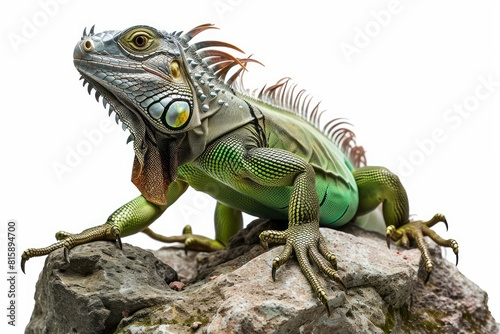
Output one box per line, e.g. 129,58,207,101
25,220,499,334
25,241,178,334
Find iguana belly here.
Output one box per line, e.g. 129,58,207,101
178,162,357,228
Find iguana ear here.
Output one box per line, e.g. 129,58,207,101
131,144,169,206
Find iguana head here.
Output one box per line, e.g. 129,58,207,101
73,24,252,205
73,24,365,204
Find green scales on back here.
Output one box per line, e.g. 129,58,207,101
178,74,365,228
22,24,459,316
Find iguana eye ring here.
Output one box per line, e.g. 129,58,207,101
162,100,192,130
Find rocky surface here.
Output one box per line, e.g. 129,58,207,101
25,241,179,334
25,219,499,334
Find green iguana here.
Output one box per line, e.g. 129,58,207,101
22,24,459,315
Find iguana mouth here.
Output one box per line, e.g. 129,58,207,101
78,70,134,142
75,67,173,205
74,66,149,159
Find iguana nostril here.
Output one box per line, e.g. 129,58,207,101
82,39,94,52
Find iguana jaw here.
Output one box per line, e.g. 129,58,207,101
74,38,175,205
75,64,173,205
75,64,149,150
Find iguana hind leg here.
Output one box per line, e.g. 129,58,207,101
142,225,224,253
385,214,459,283
353,166,459,283
141,201,243,252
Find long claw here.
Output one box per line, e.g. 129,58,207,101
64,247,70,263
449,239,459,266
116,234,123,250
270,244,292,282
442,217,449,231
337,276,347,292
424,271,431,285
21,258,27,274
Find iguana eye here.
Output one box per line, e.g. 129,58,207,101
119,27,158,53
133,35,148,48
163,100,191,129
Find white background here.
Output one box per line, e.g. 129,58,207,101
1,0,499,332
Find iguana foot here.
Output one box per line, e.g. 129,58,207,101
142,225,225,253
21,223,121,274
385,213,459,283
259,224,345,316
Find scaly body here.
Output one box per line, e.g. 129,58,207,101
22,24,458,314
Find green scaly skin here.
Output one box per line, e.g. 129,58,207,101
21,24,459,315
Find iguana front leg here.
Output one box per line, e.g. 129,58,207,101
190,135,343,314
21,181,188,272
353,166,459,282
236,147,344,315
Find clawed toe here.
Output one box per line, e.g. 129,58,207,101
21,224,119,273
143,226,225,253
260,225,343,316
386,213,459,283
